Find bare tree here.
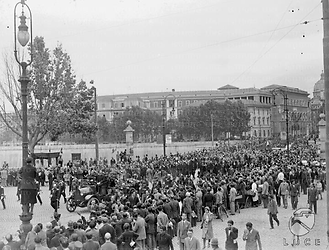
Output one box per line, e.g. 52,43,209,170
0,36,95,153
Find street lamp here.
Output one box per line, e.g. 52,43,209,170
162,94,176,156
14,0,33,240
90,80,99,163
14,0,33,172
271,89,289,158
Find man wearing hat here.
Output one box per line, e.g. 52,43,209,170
267,195,279,229
100,233,117,250
210,238,222,250
51,212,61,228
49,226,62,249
182,192,193,223
82,232,100,250
34,236,48,250
99,217,116,245
69,234,83,250
19,156,37,216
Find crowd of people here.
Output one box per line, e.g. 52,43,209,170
0,138,326,250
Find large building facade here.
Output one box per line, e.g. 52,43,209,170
97,84,311,139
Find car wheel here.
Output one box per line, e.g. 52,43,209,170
66,198,77,212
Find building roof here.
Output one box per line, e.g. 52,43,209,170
313,72,324,93
97,87,271,102
261,84,309,95
217,84,239,90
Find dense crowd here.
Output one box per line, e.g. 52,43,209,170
0,139,325,250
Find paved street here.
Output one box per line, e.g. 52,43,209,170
0,185,327,250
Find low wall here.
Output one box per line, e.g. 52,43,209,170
0,141,215,168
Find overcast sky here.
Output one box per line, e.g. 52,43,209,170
0,0,323,96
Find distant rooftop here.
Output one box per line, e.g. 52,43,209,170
217,84,239,90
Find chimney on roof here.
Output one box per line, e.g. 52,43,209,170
172,89,175,92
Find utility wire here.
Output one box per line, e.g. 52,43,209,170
229,1,321,85
255,0,295,62
47,0,231,41
83,18,321,76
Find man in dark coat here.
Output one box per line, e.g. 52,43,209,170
19,157,37,215
169,196,180,235
202,188,215,210
308,183,318,214
82,232,100,250
163,199,172,219
145,207,156,250
290,180,300,210
50,183,61,213
224,220,238,250
49,227,62,249
99,218,117,245
121,213,132,231
156,226,173,250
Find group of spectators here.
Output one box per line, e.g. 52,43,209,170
0,138,325,250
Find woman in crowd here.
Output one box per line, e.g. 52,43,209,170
201,207,214,249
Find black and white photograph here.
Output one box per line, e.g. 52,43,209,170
0,0,327,249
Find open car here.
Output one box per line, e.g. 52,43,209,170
66,178,109,212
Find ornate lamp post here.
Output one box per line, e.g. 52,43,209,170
14,0,33,241
14,0,33,173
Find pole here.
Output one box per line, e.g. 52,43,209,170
94,87,99,162
284,94,289,158
162,101,166,156
211,113,214,147
20,63,29,169
322,0,329,244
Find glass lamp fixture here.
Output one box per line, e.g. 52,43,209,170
17,13,29,47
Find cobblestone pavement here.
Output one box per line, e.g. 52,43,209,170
0,186,327,250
